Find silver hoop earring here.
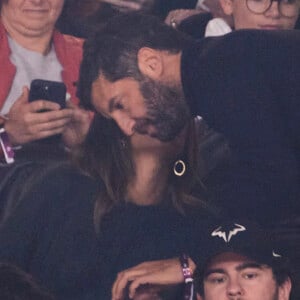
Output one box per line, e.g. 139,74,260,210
173,160,186,177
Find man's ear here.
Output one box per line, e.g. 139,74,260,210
278,277,292,300
137,47,163,80
219,0,234,15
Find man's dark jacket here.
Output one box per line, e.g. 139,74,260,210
181,29,300,225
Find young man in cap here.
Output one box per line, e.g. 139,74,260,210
111,221,293,300
195,221,292,300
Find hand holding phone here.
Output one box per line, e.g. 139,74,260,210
4,85,73,145
29,79,67,109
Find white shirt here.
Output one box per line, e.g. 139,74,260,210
205,17,232,37
2,36,62,114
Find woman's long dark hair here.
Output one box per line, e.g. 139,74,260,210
74,114,206,231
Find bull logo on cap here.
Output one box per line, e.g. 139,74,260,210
211,223,246,243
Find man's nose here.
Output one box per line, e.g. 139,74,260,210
115,116,135,136
226,277,243,298
264,1,281,17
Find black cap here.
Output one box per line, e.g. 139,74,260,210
197,220,284,273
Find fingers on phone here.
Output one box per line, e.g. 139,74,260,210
29,100,62,112
31,119,71,138
30,108,73,123
34,128,65,140
36,110,73,125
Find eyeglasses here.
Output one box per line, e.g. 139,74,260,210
246,0,300,17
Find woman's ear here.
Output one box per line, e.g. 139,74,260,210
219,0,234,15
137,47,163,80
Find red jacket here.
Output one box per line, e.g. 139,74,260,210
0,22,83,109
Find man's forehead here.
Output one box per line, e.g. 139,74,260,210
91,75,143,116
92,75,139,96
91,75,116,104
92,75,111,95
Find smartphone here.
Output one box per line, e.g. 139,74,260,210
29,79,67,109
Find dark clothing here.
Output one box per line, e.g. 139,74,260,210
178,14,300,40
178,12,213,40
153,0,198,18
181,29,300,225
0,164,214,299
56,3,121,39
0,143,69,223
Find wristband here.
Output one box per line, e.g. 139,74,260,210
179,254,194,300
0,128,14,164
179,253,193,283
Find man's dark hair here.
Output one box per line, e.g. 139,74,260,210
77,12,191,111
272,259,293,286
0,262,55,300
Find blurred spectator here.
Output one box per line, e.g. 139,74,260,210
171,0,299,39
58,0,212,38
165,0,233,31
0,262,55,300
218,0,300,30
56,0,98,37
57,0,158,38
154,0,199,19
101,0,157,13
0,0,90,152
0,0,90,223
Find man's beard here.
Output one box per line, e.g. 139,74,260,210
135,76,190,142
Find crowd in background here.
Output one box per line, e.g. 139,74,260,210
0,0,299,299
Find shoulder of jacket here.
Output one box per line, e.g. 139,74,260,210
53,30,84,51
60,32,84,47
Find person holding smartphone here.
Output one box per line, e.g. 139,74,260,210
0,0,90,158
